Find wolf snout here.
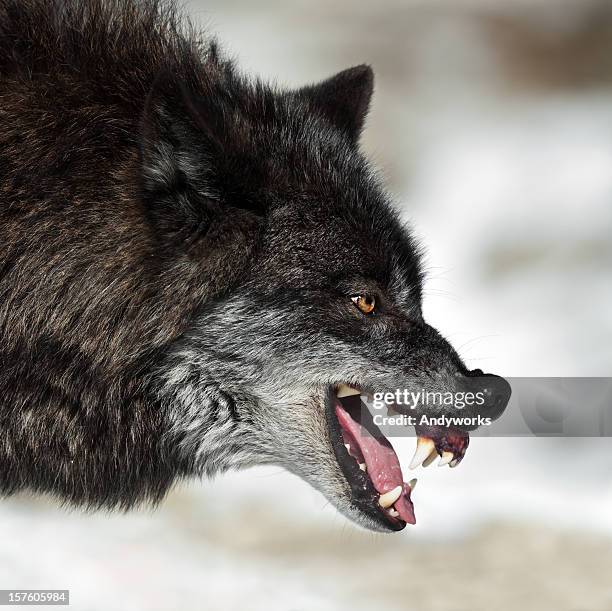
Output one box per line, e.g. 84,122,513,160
463,370,511,422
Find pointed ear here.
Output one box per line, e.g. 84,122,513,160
297,65,374,143
139,79,264,260
139,76,210,243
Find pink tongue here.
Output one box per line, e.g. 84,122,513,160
336,403,416,525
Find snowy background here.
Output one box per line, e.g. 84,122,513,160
2,0,612,609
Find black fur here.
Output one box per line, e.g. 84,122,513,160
0,0,507,528
0,0,250,507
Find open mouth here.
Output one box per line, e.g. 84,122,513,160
327,384,470,531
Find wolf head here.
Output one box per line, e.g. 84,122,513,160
144,62,510,532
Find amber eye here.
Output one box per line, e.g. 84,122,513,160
351,294,376,315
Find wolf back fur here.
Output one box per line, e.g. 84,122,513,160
0,0,253,507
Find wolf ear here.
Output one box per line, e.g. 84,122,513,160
139,75,263,249
139,77,218,245
297,65,374,143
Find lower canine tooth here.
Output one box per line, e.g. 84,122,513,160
378,485,403,508
388,508,399,517
337,384,361,398
438,451,454,467
450,459,459,468
408,478,417,490
359,463,367,472
409,437,436,469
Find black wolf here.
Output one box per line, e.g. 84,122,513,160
0,0,509,532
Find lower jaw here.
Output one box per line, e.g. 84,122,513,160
351,498,407,532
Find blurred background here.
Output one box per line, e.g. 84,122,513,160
2,0,612,609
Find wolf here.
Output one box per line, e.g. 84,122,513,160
0,0,509,532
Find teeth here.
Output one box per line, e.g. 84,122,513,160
450,459,460,468
422,448,439,467
408,478,417,490
438,451,454,467
378,485,403,509
409,437,436,469
344,443,351,452
388,508,400,518
359,462,367,472
336,384,361,398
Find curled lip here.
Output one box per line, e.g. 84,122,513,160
325,384,471,532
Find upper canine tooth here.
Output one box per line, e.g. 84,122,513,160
337,384,361,398
438,451,454,467
422,448,438,467
408,478,417,490
378,485,403,508
409,437,436,469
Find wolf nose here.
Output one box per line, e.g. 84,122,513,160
480,374,511,421
465,372,511,422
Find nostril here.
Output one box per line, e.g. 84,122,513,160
483,388,501,411
483,385,499,403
